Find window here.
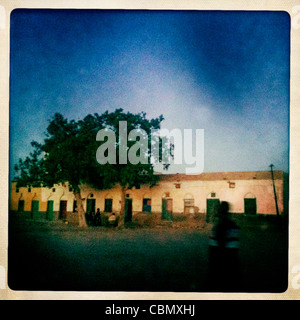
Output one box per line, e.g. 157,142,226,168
175,183,181,189
105,199,113,212
142,198,151,212
16,188,19,193
211,192,216,198
184,199,194,213
228,182,235,188
184,199,194,207
28,187,31,192
52,188,56,192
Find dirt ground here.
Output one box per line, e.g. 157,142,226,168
8,213,288,292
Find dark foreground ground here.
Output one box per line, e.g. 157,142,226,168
8,213,288,292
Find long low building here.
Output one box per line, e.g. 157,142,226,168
9,170,288,222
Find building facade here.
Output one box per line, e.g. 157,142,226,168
9,170,288,223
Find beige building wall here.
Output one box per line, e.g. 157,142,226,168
9,170,285,218
140,178,284,215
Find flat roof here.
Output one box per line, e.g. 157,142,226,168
157,170,284,181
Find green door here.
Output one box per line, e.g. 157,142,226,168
244,198,257,215
162,199,172,220
162,199,168,220
142,198,151,213
47,200,54,221
104,199,113,212
86,199,96,214
124,198,133,222
31,200,39,220
59,200,68,220
18,200,25,212
206,199,220,222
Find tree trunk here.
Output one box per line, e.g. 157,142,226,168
118,186,127,227
74,191,87,227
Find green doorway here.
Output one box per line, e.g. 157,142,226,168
244,198,257,215
18,200,25,212
31,200,39,220
162,198,173,220
47,200,54,221
206,199,220,222
124,198,133,222
86,198,96,214
59,200,68,220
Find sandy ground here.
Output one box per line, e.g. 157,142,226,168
8,214,288,292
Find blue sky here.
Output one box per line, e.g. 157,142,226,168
9,10,290,177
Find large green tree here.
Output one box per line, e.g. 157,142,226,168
14,109,169,227
98,109,169,224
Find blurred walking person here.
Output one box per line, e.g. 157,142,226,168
208,201,241,291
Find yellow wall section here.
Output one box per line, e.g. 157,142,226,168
10,171,285,216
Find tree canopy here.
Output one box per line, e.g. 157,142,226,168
13,109,169,226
